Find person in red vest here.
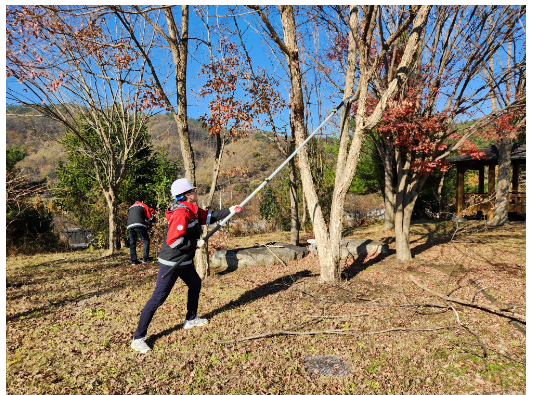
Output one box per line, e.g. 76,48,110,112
131,178,242,353
126,196,155,265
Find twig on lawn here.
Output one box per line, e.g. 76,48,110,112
217,326,448,344
447,302,488,358
409,276,526,324
309,314,369,319
471,285,489,303
401,281,448,314
447,274,469,297
469,279,526,336
445,258,458,296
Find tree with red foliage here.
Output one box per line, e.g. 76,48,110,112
110,5,197,184
338,5,525,262
6,5,165,255
191,7,286,276
248,5,432,282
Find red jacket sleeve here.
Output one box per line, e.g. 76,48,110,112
197,207,231,225
166,209,188,248
142,203,154,221
198,208,209,225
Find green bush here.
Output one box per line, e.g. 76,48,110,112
259,187,279,221
6,145,60,254
54,122,180,248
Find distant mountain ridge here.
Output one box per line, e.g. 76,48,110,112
6,105,284,194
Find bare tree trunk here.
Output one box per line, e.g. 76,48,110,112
195,133,227,279
393,149,428,262
289,157,299,245
490,136,512,226
394,197,416,262
328,5,361,276
289,126,299,245
166,6,196,184
371,134,395,229
437,172,445,217
104,188,119,255
206,133,225,208
278,5,337,282
382,142,395,229
301,192,307,233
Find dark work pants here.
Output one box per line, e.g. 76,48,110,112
129,227,150,262
133,263,201,340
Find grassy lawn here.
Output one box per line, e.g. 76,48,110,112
6,220,526,394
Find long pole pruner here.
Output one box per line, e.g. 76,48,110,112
162,95,353,279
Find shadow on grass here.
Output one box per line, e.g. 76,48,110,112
6,284,130,322
148,269,314,344
398,221,457,259
6,259,132,300
6,255,159,320
341,254,388,280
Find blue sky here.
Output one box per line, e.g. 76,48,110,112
5,5,527,137
4,5,347,138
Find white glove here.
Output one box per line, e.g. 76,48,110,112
196,239,205,248
230,205,243,214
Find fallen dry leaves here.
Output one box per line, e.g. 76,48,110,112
6,220,526,394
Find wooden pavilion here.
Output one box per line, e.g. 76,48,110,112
448,143,526,220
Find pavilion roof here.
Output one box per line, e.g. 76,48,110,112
448,143,526,163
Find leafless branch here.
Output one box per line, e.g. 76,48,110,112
218,325,448,344
410,276,526,323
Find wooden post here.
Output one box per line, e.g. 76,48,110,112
456,164,465,216
512,161,520,193
488,161,496,221
477,164,485,217
478,164,485,193
488,162,496,196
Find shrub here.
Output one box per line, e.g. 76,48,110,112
6,146,61,255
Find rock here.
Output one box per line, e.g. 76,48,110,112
211,239,389,272
211,242,309,272
339,239,389,258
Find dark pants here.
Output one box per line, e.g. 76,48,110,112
133,263,201,339
128,227,150,262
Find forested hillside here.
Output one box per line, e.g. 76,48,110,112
6,106,285,193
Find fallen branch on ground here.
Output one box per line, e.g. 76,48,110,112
309,314,369,319
217,326,448,344
447,301,488,358
469,279,526,336
409,276,526,324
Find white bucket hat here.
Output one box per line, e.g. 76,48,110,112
171,178,196,197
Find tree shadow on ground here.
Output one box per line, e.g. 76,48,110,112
6,259,132,300
6,284,130,322
148,269,315,344
402,221,458,258
6,253,159,320
341,254,389,280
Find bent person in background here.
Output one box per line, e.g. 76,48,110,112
127,196,155,265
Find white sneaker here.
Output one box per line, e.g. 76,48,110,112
183,316,208,329
131,337,151,353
